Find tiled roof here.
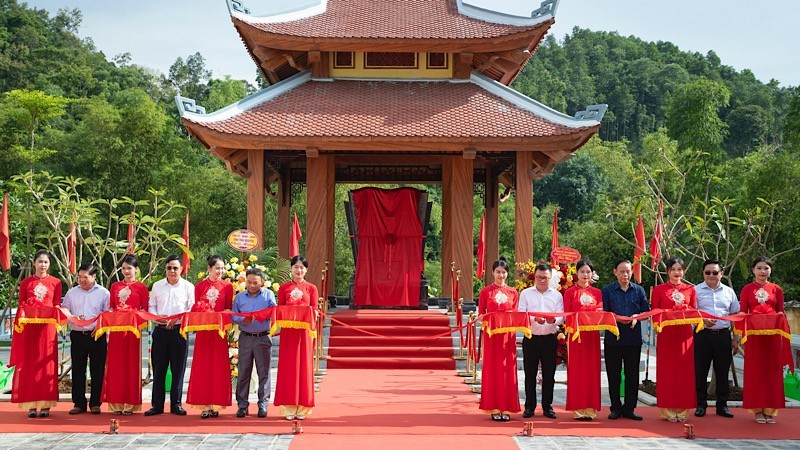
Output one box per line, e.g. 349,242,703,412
183,76,597,140
237,0,550,40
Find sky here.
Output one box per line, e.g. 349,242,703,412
25,0,800,88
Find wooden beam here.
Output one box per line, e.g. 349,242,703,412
305,154,334,291
247,150,265,250
444,155,474,302
285,53,307,71
454,52,473,79
515,151,533,269
441,159,453,299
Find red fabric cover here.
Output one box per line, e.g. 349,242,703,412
735,312,793,409
651,282,698,409
477,284,520,413
740,281,784,315
352,187,424,307
186,279,233,409
563,286,604,412
101,281,148,407
10,276,62,406
275,282,318,409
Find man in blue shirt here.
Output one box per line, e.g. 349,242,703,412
232,268,277,418
62,262,110,415
602,259,649,421
693,258,739,418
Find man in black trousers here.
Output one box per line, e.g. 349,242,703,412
62,263,110,414
145,255,194,416
602,259,649,421
694,258,739,418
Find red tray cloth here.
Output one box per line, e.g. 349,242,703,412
13,306,67,333
651,308,704,333
269,305,317,338
93,310,148,339
482,311,531,338
180,311,232,339
564,311,619,343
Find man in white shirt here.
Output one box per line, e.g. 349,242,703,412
694,258,739,419
518,263,564,419
62,262,110,415
145,255,195,416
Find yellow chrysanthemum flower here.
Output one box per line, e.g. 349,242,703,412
249,255,258,262
272,282,280,291
197,272,206,279
230,257,239,264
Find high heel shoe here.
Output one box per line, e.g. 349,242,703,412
38,409,50,418
27,409,36,418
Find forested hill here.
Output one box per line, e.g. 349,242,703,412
1,1,799,298
514,29,795,154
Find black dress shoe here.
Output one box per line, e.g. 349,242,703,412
257,408,267,418
694,407,706,417
716,406,734,418
543,409,557,419
171,405,187,416
144,408,163,416
621,411,643,421
522,409,535,418
237,407,248,418
607,411,622,420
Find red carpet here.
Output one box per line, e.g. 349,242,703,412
326,309,455,369
1,369,799,444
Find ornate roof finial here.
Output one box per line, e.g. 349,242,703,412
531,0,559,20
175,96,206,116
227,0,251,15
574,104,608,122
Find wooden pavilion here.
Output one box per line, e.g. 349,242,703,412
176,0,606,304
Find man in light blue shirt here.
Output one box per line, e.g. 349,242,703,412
232,268,277,418
694,258,739,419
61,262,110,415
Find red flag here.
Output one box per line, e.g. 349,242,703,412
633,215,645,284
0,193,10,271
476,212,486,279
126,211,135,254
290,212,302,257
649,200,663,270
67,220,77,274
181,211,190,275
551,207,560,265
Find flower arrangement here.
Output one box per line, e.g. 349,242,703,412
514,260,576,292
196,254,281,294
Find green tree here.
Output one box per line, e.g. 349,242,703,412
725,104,770,157
665,79,730,158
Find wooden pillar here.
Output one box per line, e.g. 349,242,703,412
515,151,533,268
306,154,334,292
484,167,499,286
443,155,474,302
441,160,453,300
247,150,265,249
276,175,290,259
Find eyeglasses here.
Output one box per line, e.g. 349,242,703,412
535,276,550,280
704,270,720,276
166,266,181,271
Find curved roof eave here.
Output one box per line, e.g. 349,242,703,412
232,0,557,27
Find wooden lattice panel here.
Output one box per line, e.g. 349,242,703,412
334,52,354,68
427,52,447,69
365,52,417,68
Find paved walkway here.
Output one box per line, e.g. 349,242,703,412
2,308,798,449
1,433,798,449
